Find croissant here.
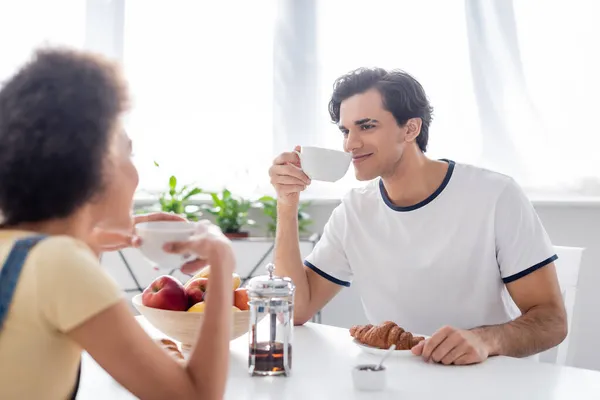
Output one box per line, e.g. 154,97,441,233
350,321,424,350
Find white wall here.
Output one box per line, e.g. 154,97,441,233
102,201,600,371
533,203,600,370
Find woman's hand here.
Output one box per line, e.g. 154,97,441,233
163,220,234,399
163,220,235,277
91,212,186,253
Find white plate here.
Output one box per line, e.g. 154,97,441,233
353,339,415,357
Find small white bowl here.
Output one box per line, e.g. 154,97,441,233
352,364,387,391
135,221,197,270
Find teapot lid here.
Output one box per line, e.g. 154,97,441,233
247,263,295,297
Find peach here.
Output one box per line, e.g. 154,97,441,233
233,288,250,311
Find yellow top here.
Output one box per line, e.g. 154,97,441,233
0,231,123,399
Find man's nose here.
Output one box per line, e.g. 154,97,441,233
344,130,362,152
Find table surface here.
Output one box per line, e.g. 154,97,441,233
77,317,600,400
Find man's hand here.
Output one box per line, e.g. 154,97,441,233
91,212,186,253
268,145,311,206
411,326,490,365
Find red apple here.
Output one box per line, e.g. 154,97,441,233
142,275,188,311
184,278,208,307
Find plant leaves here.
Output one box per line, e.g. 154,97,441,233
182,187,202,200
210,192,224,208
169,176,177,195
258,195,275,203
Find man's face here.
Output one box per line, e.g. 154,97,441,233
339,89,409,181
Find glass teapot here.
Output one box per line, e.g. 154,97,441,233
246,263,295,376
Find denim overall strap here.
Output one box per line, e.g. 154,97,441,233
0,235,82,399
0,235,46,328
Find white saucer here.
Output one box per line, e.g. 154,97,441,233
353,339,415,357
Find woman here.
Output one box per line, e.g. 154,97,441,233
0,48,234,399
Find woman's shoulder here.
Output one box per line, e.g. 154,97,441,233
29,235,124,332
30,235,102,278
34,235,96,259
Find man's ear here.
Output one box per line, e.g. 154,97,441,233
404,118,422,143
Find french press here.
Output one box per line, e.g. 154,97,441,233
246,263,295,376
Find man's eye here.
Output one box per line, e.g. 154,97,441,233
341,130,349,136
360,124,374,130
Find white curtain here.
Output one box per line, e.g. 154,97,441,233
312,0,600,197
511,0,600,195
123,0,275,198
1,1,598,200
0,1,86,82
465,0,600,195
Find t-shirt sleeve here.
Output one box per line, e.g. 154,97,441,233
34,236,124,332
495,178,557,284
304,203,352,287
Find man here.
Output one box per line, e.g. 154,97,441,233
269,67,567,365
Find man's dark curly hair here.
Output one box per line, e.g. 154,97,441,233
0,48,129,226
328,67,433,152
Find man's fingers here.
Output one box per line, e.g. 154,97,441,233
453,353,477,366
273,151,300,166
439,343,468,365
270,164,310,185
271,174,309,186
411,340,425,356
421,326,454,360
431,331,463,363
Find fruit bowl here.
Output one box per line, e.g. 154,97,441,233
132,294,251,348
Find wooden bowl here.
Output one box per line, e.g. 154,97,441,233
132,294,250,347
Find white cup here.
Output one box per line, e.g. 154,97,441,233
135,221,196,270
352,364,387,391
295,146,352,182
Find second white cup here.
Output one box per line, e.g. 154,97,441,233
295,146,352,182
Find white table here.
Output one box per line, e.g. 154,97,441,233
77,317,600,400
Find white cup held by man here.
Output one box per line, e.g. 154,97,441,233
296,146,352,182
135,220,197,270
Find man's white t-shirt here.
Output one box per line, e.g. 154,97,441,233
304,160,557,336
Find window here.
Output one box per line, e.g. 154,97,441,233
123,0,276,198
313,0,600,197
511,0,600,195
2,1,599,200
0,0,86,81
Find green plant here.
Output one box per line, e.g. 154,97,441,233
204,189,255,233
157,175,203,220
140,162,203,220
257,196,312,237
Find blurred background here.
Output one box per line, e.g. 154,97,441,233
1,0,600,370
2,0,599,199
